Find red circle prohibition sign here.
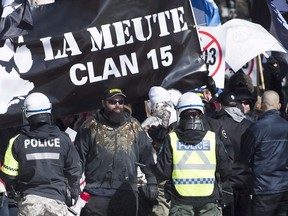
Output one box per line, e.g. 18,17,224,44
199,30,222,77
247,58,254,76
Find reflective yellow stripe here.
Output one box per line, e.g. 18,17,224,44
170,131,216,197
1,135,19,176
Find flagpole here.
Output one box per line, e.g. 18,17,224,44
257,54,265,95
254,54,265,115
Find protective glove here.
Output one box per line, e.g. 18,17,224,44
147,125,167,143
206,76,217,96
9,184,21,202
145,184,159,200
70,183,81,203
164,180,173,202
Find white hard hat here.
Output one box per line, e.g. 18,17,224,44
177,92,204,115
23,92,52,118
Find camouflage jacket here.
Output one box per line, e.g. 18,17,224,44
74,109,157,194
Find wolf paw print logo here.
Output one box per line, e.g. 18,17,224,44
0,37,34,114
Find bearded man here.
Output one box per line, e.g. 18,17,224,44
74,88,158,216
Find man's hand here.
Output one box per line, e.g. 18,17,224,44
147,125,167,143
70,184,80,203
145,184,159,200
206,76,217,96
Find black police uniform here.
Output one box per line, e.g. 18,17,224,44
0,124,81,202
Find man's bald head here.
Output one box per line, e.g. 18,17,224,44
261,90,281,112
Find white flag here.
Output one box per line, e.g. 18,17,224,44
221,18,287,72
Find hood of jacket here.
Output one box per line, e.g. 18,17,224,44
21,124,62,139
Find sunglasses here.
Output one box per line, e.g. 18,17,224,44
107,99,125,105
241,100,250,105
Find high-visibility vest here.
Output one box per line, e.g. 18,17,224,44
170,131,216,196
1,135,19,177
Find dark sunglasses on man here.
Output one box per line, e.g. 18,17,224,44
107,99,125,105
241,100,250,105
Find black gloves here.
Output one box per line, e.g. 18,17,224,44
70,183,81,202
8,184,21,201
206,76,217,96
164,180,173,202
147,125,167,143
145,184,159,200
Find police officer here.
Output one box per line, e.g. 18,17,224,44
0,92,81,216
156,92,231,216
74,88,158,216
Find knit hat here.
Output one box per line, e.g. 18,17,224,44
148,86,171,108
167,88,182,107
104,88,126,99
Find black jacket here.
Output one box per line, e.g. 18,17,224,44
241,109,288,195
209,110,252,189
156,118,231,207
1,124,81,202
74,109,157,195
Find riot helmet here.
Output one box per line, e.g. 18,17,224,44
22,92,52,126
177,92,205,131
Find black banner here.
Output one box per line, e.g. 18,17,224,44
0,0,207,128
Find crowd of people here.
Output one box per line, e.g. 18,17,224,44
0,0,288,215
0,63,287,216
